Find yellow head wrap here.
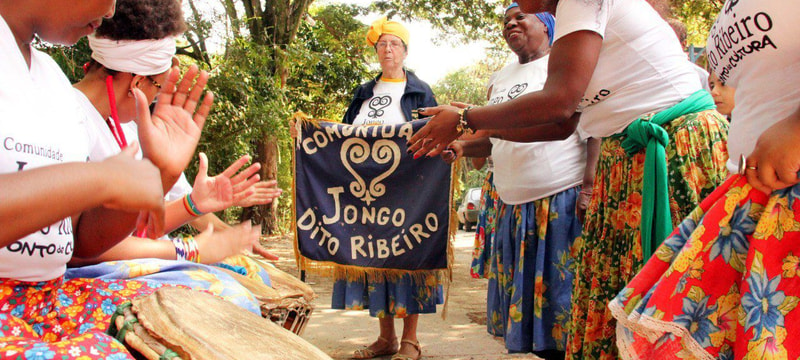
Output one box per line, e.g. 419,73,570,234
365,17,410,47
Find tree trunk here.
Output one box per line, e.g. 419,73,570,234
237,0,313,234
241,134,280,234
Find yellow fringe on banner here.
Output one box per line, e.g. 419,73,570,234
291,115,461,317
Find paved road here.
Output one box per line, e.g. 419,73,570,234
269,230,541,359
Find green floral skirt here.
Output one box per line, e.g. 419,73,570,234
565,110,729,360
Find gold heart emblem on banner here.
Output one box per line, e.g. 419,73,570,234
341,138,402,205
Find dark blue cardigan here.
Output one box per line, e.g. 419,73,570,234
342,70,438,124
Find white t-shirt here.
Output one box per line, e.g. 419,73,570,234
488,56,586,204
79,93,192,242
77,89,139,162
351,79,407,126
0,15,91,281
79,95,191,199
554,0,702,138
707,0,800,173
693,63,711,93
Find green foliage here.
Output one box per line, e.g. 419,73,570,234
672,0,724,47
432,58,506,106
287,4,373,120
182,39,293,226
183,3,374,230
37,38,91,83
371,0,506,44
465,167,489,189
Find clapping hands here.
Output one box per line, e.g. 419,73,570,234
134,65,213,183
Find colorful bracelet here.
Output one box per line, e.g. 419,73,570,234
184,236,200,263
172,236,201,263
172,236,187,260
183,193,205,217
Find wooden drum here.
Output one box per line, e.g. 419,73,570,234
108,287,330,360
235,257,316,335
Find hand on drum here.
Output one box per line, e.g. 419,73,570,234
135,65,214,181
251,242,280,261
194,220,262,264
407,105,462,158
745,111,800,193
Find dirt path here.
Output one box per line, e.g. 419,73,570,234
262,230,541,360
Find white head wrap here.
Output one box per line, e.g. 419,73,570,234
88,34,176,76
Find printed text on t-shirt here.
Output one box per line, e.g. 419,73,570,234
708,10,778,83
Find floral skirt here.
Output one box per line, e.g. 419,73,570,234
610,175,800,359
0,277,164,359
331,272,443,318
65,258,264,315
471,171,499,278
565,110,729,360
487,187,582,353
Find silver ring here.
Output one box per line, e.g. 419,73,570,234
737,154,747,176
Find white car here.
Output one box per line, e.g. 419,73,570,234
457,187,482,231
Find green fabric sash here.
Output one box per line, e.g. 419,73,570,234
619,90,715,261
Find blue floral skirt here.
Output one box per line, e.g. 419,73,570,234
471,171,499,278
487,186,582,353
332,272,443,318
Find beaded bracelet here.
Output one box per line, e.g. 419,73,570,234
183,193,205,217
172,236,201,263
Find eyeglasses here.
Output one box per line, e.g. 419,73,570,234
146,76,162,89
375,41,404,50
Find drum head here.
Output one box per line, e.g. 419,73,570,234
250,257,316,301
132,287,331,360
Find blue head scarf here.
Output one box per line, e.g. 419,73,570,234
505,3,556,46
534,12,556,46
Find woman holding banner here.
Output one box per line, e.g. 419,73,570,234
333,16,438,360
407,0,730,358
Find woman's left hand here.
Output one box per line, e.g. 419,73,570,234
135,65,214,180
407,105,462,158
234,180,283,208
746,111,800,193
576,188,592,223
192,153,261,214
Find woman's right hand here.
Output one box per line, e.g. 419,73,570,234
100,142,166,236
408,105,463,158
441,141,464,164
194,221,261,265
746,110,800,192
